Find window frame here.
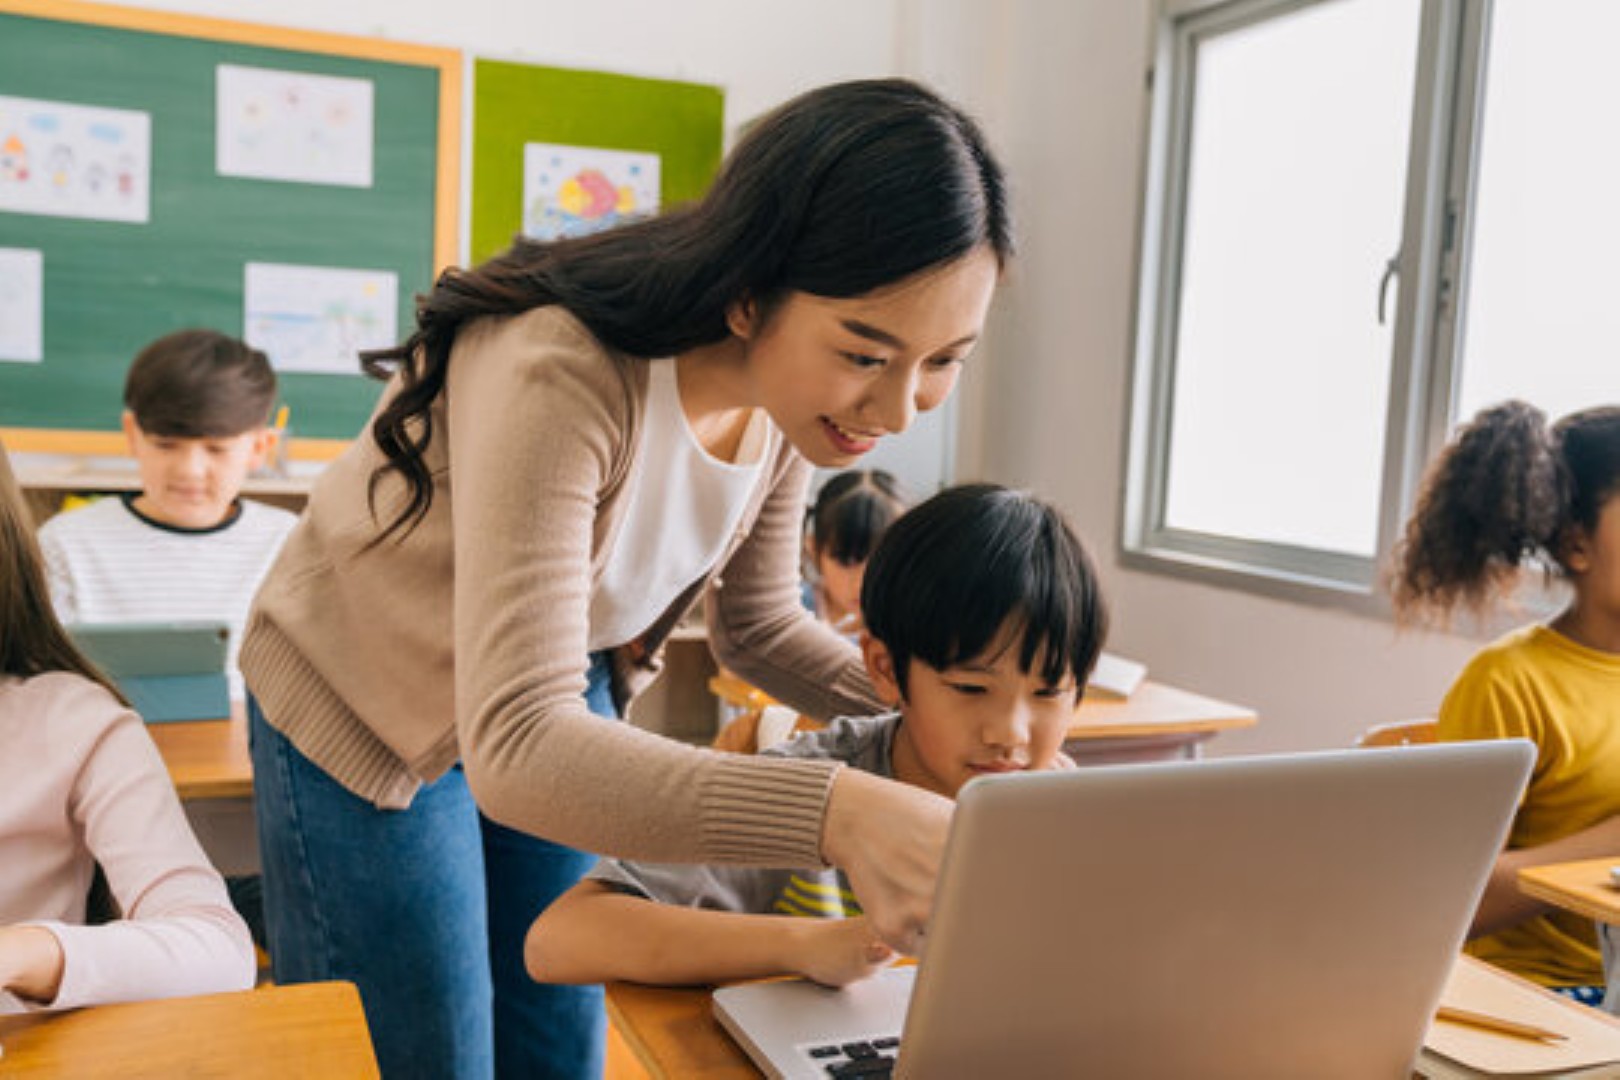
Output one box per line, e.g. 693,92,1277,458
1123,0,1497,615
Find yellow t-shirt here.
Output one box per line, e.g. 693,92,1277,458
1439,624,1620,987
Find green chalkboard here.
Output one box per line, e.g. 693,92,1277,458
471,58,723,265
0,1,460,451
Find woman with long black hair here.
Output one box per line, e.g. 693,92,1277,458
241,77,1013,1078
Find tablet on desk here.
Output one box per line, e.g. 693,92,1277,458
68,621,230,724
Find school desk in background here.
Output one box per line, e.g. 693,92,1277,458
69,621,230,723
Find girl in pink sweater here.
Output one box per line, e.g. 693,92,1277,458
0,445,255,1012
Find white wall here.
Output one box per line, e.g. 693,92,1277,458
122,0,900,135
913,1,1484,754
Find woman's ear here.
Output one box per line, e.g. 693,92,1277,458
861,633,903,708
725,296,758,341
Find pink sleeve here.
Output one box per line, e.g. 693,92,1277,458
31,709,255,1010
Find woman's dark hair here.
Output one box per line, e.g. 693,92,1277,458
0,442,129,703
1390,401,1620,621
362,78,1013,540
806,470,907,567
861,484,1108,700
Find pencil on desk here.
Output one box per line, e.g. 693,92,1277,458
1435,1005,1567,1044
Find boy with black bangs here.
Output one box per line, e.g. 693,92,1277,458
524,483,1108,989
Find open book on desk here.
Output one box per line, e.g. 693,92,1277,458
1418,956,1620,1078
1085,651,1147,699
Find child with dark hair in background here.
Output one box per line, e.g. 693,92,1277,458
803,469,907,637
37,328,297,699
0,441,255,1013
524,483,1107,989
1392,400,1620,1004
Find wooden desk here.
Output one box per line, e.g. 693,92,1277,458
709,674,1257,764
146,703,259,875
1518,857,1620,926
607,982,757,1080
147,703,253,802
0,981,378,1078
611,956,1620,1080
1064,681,1257,763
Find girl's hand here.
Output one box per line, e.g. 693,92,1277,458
0,924,66,1004
790,917,896,988
1045,749,1078,770
821,769,952,956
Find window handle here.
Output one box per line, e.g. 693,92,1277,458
1377,254,1400,325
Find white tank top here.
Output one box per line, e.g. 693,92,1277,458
588,357,775,650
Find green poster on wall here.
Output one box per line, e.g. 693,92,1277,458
470,59,724,265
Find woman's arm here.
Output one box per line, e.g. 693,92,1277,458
706,452,886,722
437,316,945,954
526,880,893,988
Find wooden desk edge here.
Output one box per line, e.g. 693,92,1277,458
605,990,672,1080
1518,858,1620,925
0,981,378,1077
147,710,254,802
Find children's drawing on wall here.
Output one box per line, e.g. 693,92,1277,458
0,95,149,223
522,142,659,240
243,262,397,375
216,65,374,189
0,247,43,363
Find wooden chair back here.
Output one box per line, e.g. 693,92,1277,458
1354,718,1439,748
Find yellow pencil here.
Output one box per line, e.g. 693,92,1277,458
1435,1005,1567,1044
273,404,290,431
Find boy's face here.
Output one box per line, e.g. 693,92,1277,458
122,412,270,530
863,629,1077,799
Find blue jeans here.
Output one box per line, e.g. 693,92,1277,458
249,654,617,1080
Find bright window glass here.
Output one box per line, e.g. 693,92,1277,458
1455,0,1620,423
1163,0,1419,556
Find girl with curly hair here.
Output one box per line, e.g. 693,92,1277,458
1392,400,1620,1002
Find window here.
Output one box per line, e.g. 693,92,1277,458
1127,0,1620,604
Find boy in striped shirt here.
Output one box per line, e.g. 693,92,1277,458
523,484,1108,989
37,329,297,702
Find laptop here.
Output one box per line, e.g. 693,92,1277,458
713,741,1534,1079
68,620,231,723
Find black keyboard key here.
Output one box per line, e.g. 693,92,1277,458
873,1036,900,1049
842,1041,877,1059
829,1057,894,1078
809,1046,842,1059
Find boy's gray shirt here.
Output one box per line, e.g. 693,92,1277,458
588,714,900,917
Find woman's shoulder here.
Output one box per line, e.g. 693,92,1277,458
449,305,648,418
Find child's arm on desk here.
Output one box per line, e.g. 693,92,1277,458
1474,814,1620,936
525,880,894,988
0,925,66,1004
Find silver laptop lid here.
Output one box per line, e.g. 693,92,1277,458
895,741,1533,1079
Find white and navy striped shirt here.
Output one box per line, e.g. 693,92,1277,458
38,495,298,699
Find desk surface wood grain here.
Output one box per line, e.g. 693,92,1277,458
0,981,377,1079
606,982,757,1080
146,704,252,801
1518,857,1620,926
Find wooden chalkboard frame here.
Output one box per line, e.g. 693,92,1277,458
0,0,461,461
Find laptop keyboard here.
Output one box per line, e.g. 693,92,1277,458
805,1035,901,1077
